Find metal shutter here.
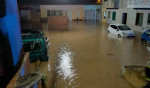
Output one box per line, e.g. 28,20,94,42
85,10,95,20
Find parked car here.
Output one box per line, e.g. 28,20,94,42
141,30,150,43
108,24,135,38
21,29,50,63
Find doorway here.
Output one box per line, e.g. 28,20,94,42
67,11,72,21
96,9,101,20
122,13,127,25
135,13,143,26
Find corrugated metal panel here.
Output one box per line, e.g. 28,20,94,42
85,10,95,20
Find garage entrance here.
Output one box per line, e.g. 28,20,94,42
85,10,95,20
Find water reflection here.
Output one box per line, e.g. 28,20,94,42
108,33,123,43
102,26,106,33
56,45,77,87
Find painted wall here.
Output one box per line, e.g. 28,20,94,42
101,0,115,23
41,8,47,18
102,2,114,8
84,5,100,10
119,0,127,9
102,8,107,22
127,0,150,8
72,10,77,20
80,10,85,20
0,0,22,66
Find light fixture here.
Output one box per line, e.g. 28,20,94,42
97,0,101,4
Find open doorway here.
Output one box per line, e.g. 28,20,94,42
122,13,127,25
135,13,143,26
96,9,101,20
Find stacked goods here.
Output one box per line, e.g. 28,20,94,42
48,16,68,25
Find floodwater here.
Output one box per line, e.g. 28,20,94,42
24,21,150,88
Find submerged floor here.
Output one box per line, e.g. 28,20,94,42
24,21,150,88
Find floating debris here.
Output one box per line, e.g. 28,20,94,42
107,53,114,56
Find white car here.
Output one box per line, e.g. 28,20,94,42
108,24,135,38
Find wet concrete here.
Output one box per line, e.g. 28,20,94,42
23,21,150,88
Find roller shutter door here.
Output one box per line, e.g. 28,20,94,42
85,10,95,20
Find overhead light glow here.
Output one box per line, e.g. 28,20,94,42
97,0,101,4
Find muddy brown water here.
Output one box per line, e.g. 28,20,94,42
24,21,150,88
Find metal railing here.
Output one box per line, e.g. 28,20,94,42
7,53,42,88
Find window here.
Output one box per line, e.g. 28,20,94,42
111,25,117,29
148,13,150,24
47,10,63,16
118,25,131,31
113,25,118,29
104,11,106,19
108,11,110,18
135,13,143,26
33,42,42,51
112,12,116,21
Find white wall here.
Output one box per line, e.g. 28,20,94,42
119,0,127,9
102,1,114,8
127,0,150,8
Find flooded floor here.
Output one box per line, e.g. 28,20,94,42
24,21,150,88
